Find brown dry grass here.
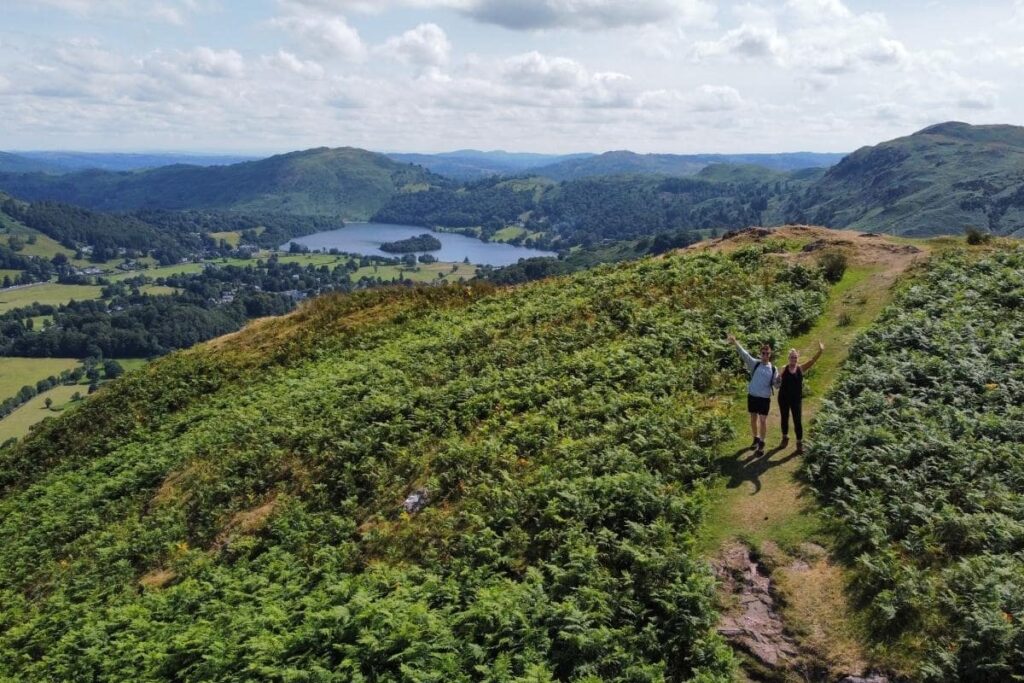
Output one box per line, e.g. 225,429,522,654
139,568,176,589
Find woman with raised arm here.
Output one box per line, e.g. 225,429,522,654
776,342,824,453
726,333,776,455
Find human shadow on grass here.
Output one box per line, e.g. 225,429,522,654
720,443,801,495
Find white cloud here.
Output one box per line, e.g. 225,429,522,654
264,50,325,79
693,24,787,61
186,47,245,79
501,51,588,89
378,23,451,66
21,0,193,24
953,80,998,110
861,38,908,66
687,84,745,112
785,0,851,22
459,0,706,31
272,12,366,60
280,0,714,31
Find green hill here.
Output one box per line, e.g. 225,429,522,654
0,148,440,219
795,122,1024,236
0,247,829,680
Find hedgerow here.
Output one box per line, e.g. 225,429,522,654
805,247,1024,680
0,249,826,681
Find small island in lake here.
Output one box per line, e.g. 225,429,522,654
379,233,442,253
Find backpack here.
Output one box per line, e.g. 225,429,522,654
753,361,777,395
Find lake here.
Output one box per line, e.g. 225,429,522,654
281,222,556,267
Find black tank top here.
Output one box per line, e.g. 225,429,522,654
779,365,802,400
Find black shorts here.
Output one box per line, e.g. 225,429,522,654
747,394,770,416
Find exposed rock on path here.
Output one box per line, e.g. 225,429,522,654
714,542,800,668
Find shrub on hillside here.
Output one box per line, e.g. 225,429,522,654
965,226,991,245
818,250,847,283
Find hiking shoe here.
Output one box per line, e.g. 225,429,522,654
795,441,804,454
780,436,790,448
751,437,761,449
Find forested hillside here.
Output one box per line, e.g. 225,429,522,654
0,248,829,680
373,170,807,249
0,148,439,219
806,246,1024,679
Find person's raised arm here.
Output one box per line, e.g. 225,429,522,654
727,333,757,372
801,341,824,372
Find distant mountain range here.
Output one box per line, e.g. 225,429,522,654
1,122,1023,236
385,150,592,180
384,149,843,180
0,151,259,174
527,151,845,181
0,152,64,174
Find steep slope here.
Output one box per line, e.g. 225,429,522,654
0,148,440,219
0,248,829,680
796,122,1024,236
533,151,843,181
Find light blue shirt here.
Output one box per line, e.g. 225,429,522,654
737,344,776,398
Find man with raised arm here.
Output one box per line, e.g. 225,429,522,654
726,333,776,455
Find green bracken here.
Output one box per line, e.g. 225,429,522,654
805,246,1024,680
0,249,827,681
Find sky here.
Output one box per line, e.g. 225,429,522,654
1,0,1022,154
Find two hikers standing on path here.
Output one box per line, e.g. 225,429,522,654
726,334,823,455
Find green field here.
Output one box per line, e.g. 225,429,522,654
352,261,476,282
108,262,206,282
113,358,149,373
491,226,526,241
0,212,84,265
0,283,104,314
0,357,81,399
139,285,179,296
0,384,83,443
209,231,242,247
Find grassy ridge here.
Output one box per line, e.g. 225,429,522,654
805,246,1024,679
0,249,827,680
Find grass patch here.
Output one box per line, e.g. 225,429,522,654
209,231,242,247
139,285,179,296
107,262,206,282
0,384,84,442
352,261,476,283
491,226,526,242
0,282,104,314
0,357,81,398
